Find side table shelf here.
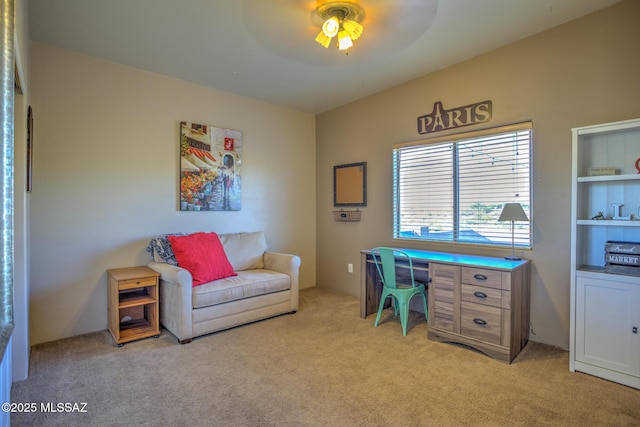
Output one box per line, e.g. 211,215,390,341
107,266,160,346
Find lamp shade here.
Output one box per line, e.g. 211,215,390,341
337,30,353,50
342,19,363,40
322,16,340,37
498,203,529,222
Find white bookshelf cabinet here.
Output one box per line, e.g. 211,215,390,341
570,118,640,389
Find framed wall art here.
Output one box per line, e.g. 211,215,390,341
179,121,242,211
334,162,366,207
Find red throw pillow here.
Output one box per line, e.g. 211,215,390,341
168,232,237,286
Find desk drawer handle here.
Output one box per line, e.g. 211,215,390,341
473,291,487,299
473,274,487,281
473,318,487,326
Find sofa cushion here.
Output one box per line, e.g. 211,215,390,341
192,269,290,309
168,232,237,286
219,231,267,271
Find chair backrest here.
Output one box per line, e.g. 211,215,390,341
371,247,416,290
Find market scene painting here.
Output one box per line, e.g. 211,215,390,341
180,121,242,211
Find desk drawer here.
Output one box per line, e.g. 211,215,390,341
461,284,502,308
460,301,501,345
461,267,502,290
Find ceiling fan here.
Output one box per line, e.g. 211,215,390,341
312,0,366,51
242,0,438,63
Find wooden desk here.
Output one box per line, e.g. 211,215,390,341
360,248,530,363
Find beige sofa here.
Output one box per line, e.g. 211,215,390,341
147,231,300,343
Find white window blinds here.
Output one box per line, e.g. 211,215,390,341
393,122,532,248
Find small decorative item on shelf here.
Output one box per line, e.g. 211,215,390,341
612,203,631,220
591,211,605,220
333,209,362,222
588,166,616,176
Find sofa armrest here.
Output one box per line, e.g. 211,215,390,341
148,261,192,286
148,261,194,342
263,252,301,311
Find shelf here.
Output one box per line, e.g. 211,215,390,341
120,317,151,330
119,320,157,340
576,266,640,284
576,265,605,274
577,219,640,226
119,292,156,309
577,173,640,183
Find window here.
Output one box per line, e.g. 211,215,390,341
393,122,532,248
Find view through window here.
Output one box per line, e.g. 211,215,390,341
393,122,532,248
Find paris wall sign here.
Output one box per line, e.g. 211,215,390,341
417,100,492,135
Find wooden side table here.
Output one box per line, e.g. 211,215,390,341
107,266,160,346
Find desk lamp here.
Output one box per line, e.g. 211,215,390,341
498,203,529,260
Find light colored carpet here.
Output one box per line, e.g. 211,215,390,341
11,287,640,426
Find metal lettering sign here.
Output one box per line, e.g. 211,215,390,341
417,100,492,135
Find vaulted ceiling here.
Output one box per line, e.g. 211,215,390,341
28,0,622,114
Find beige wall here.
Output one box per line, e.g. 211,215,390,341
316,0,640,349
29,42,317,345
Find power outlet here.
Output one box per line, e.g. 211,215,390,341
348,263,353,273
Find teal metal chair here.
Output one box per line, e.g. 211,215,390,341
372,247,428,336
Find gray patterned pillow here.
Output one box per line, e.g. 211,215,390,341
146,233,188,265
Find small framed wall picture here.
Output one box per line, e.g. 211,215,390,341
334,162,367,207
27,106,33,193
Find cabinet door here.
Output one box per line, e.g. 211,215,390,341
575,276,640,376
430,263,460,333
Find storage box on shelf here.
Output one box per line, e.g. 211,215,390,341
604,240,640,277
570,118,640,390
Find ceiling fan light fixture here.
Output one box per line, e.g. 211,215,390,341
341,19,363,40
322,16,340,37
313,0,365,52
315,31,332,48
337,30,353,50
